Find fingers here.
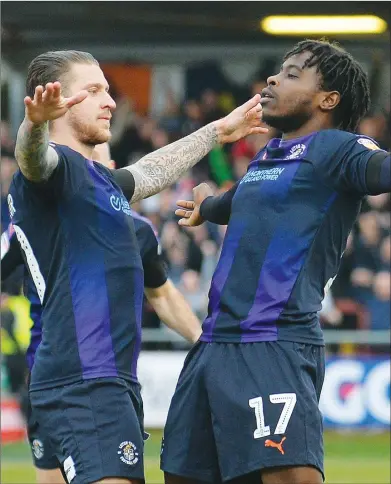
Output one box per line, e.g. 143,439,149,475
65,89,88,108
245,104,263,120
176,200,195,210
33,86,43,104
178,218,191,227
250,126,270,135
24,96,33,107
52,82,62,100
245,104,269,133
239,94,262,113
175,208,192,218
31,83,61,106
42,83,55,103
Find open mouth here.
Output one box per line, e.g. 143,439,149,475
261,88,275,101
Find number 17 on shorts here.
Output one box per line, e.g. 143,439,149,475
249,393,297,455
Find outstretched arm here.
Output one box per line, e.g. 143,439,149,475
15,118,58,182
365,151,390,194
15,82,87,182
127,123,218,202
124,94,266,202
144,280,202,343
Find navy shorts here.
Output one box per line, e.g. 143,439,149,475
161,341,325,482
30,377,146,483
26,391,59,470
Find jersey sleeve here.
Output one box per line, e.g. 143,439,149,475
309,130,388,195
136,222,168,289
19,143,83,198
110,169,136,201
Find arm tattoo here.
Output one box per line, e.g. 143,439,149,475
14,118,58,182
128,123,218,202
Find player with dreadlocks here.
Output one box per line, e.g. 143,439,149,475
161,39,390,484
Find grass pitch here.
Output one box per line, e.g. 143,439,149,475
1,429,389,483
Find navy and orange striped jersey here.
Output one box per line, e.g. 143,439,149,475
9,144,144,391
200,129,386,344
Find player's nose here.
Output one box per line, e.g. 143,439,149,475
267,74,279,87
103,93,116,111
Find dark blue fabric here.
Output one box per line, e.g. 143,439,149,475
200,130,381,344
162,341,325,482
9,144,144,390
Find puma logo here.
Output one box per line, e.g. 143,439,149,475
265,436,286,455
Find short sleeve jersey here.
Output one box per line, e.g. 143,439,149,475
9,144,144,390
200,130,384,344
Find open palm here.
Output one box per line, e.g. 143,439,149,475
24,82,88,124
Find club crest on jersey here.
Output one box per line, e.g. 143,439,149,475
357,138,379,151
110,195,132,216
285,143,306,160
32,439,44,459
118,441,139,466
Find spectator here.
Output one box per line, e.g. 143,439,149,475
1,74,389,349
200,88,225,124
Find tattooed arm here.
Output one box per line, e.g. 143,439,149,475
127,123,218,203
122,94,266,203
15,82,87,182
14,118,59,182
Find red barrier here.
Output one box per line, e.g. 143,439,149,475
1,396,26,443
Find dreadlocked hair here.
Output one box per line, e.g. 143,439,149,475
283,39,370,133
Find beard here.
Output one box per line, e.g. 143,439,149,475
262,98,313,134
68,111,111,146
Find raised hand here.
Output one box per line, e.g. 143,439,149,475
176,182,214,227
215,94,268,144
24,82,88,124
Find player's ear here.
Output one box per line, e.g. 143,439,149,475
319,91,340,113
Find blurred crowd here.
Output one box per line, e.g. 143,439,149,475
1,77,390,359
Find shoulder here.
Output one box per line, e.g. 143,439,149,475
310,129,379,149
307,130,380,163
48,142,90,171
49,142,81,158
308,129,355,149
92,160,114,178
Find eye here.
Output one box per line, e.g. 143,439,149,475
89,87,98,94
287,73,298,79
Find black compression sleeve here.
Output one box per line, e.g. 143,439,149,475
199,181,240,225
365,151,391,195
110,168,136,201
143,254,168,288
